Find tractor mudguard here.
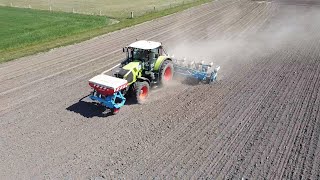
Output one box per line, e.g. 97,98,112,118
154,56,172,71
137,77,151,85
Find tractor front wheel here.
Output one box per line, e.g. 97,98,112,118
134,81,150,104
159,60,174,85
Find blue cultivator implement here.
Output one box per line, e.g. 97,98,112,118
173,60,220,84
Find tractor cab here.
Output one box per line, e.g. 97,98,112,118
122,40,165,71
115,40,173,87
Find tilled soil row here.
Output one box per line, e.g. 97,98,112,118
137,4,276,178
1,0,320,179
102,3,275,178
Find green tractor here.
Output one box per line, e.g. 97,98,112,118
116,40,174,101
89,40,174,114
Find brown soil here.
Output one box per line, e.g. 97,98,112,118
0,0,320,179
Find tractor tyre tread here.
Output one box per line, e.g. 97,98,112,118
159,60,174,85
133,81,150,104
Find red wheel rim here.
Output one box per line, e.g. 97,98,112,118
113,108,120,114
140,86,148,99
164,66,172,81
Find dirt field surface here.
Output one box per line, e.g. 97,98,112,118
1,0,320,179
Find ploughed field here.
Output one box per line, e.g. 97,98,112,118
0,0,320,179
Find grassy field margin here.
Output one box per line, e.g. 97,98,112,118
0,0,212,63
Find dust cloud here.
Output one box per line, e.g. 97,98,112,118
166,2,320,72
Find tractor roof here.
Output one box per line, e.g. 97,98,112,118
128,40,161,50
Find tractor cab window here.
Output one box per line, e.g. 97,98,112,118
130,48,149,62
125,47,160,71
150,48,159,60
158,46,163,56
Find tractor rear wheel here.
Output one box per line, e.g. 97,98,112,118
159,60,174,85
134,81,150,104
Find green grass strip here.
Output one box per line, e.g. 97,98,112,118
0,0,212,63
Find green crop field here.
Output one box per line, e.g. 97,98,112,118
0,6,108,53
0,0,211,62
0,0,197,18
